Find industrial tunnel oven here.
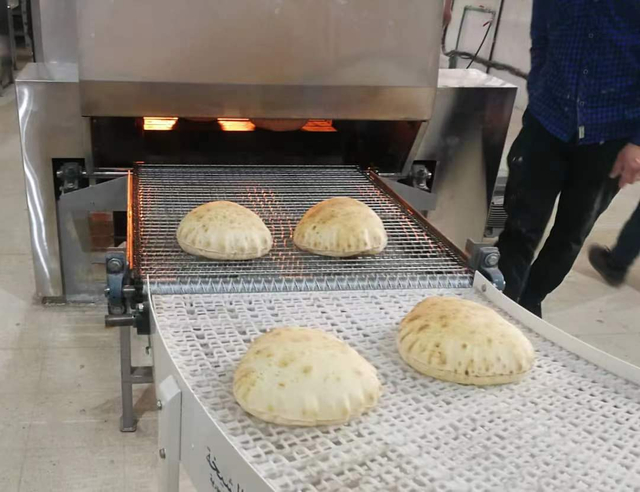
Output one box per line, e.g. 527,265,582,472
16,67,517,302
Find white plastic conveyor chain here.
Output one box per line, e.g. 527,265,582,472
150,273,640,492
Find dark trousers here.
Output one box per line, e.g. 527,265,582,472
611,201,640,271
496,111,625,313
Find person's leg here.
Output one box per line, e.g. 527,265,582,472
588,203,640,286
496,112,568,302
519,139,626,314
610,202,640,269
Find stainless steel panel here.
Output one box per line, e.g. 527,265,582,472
0,0,12,91
80,82,437,120
15,62,85,298
417,69,516,252
58,177,127,301
30,0,78,63
77,0,441,119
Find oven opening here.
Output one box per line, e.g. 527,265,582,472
91,117,422,173
142,117,336,133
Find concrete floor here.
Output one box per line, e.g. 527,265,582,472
0,88,639,491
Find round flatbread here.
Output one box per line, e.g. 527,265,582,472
176,201,272,260
398,297,535,385
234,328,381,426
250,119,308,131
293,197,387,257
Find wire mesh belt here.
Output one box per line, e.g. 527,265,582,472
133,165,473,294
153,288,640,491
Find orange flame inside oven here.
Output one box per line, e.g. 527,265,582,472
143,117,177,131
302,120,336,132
143,117,336,132
217,118,256,132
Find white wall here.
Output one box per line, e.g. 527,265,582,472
445,0,533,110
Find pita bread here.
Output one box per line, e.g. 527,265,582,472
250,119,308,131
293,197,387,257
233,328,381,426
176,201,272,260
398,297,535,385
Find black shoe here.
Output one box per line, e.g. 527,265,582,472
588,245,626,287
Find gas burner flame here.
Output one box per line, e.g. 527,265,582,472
143,117,178,131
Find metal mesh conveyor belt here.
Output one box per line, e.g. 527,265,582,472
132,165,472,294
153,289,640,492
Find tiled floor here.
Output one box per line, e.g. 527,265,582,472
1,88,639,491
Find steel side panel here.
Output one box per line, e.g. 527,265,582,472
57,176,127,300
15,63,85,298
157,376,182,492
418,70,517,251
150,293,275,492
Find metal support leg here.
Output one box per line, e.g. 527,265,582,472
106,250,154,433
120,325,137,432
116,321,154,432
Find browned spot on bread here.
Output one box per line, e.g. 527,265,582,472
417,323,432,333
437,351,447,365
278,356,295,368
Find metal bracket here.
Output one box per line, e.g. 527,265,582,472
158,376,182,492
56,161,84,194
105,249,129,315
410,163,433,192
466,240,505,291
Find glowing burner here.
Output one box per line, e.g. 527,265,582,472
302,120,336,132
143,117,178,131
217,118,256,132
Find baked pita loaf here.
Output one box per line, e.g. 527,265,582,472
250,119,308,131
293,197,387,257
398,297,535,385
176,201,272,260
234,328,381,426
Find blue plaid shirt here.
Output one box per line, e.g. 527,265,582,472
528,0,640,145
